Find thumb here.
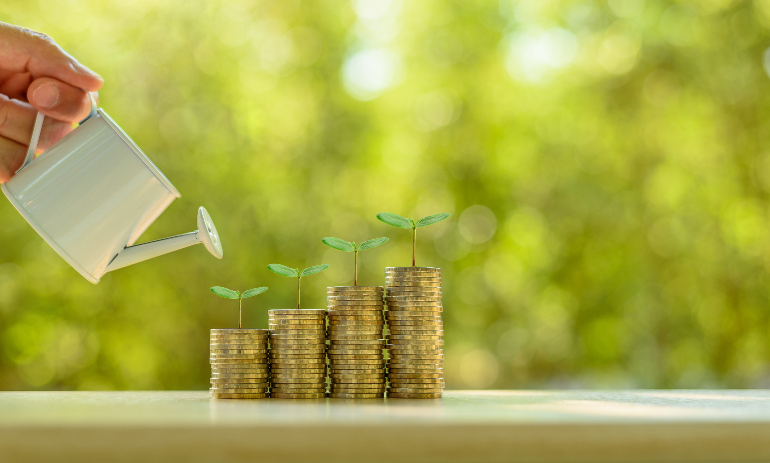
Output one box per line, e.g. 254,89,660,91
0,21,103,92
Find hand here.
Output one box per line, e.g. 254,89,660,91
0,22,103,183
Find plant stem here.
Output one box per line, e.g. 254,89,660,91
412,227,416,267
354,250,358,286
239,297,242,329
297,276,301,310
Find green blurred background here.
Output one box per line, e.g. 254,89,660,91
2,0,770,391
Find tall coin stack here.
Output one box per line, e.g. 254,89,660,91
268,309,327,399
327,286,386,399
385,267,445,399
210,329,270,399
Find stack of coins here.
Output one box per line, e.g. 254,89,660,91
210,329,270,399
327,286,386,399
385,267,445,399
268,309,327,399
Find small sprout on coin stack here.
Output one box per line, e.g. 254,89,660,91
322,237,388,285
376,212,451,266
267,264,330,309
210,286,268,329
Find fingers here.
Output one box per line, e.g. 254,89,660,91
0,70,31,100
0,136,26,183
0,92,74,152
0,21,103,92
27,77,96,122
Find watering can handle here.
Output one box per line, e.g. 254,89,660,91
17,92,98,174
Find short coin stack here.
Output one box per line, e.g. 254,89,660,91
385,267,445,399
268,309,327,399
327,286,386,399
210,329,270,399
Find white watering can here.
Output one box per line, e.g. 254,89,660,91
1,96,223,284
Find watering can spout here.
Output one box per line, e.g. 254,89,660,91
105,207,223,273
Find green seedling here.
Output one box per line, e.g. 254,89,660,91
267,264,330,309
210,286,268,329
376,212,451,266
322,237,388,285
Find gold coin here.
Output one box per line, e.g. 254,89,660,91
271,392,326,399
328,352,383,359
270,360,326,366
386,291,442,297
269,346,326,352
387,358,444,364
329,379,385,385
210,355,268,361
388,369,444,375
328,353,383,359
388,373,443,379
271,386,326,392
328,285,383,291
269,339,326,345
269,353,326,359
209,342,268,348
328,320,383,325
387,342,443,348
327,298,382,303
386,301,442,307
210,383,271,389
209,335,269,341
385,297,442,303
329,361,385,367
328,313,383,319
327,347,383,353
271,379,326,385
268,327,325,332
385,279,442,285
389,387,444,393
268,319,324,325
327,299,383,305
390,378,445,385
387,326,443,332
387,392,442,399
388,331,444,337
388,386,445,392
270,367,327,373
385,266,440,272
387,359,444,365
271,373,326,380
209,349,269,355
329,358,385,364
211,375,270,381
329,392,384,399
327,326,382,332
211,369,270,375
330,386,386,393
211,329,269,334
270,309,326,315
271,370,326,376
211,364,270,370
387,349,443,355
330,371,385,377
387,322,442,328
327,333,384,344
388,334,443,340
211,387,271,394
211,392,270,399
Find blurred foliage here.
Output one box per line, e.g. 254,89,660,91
2,0,770,391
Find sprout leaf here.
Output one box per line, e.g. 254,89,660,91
376,212,413,229
300,264,330,277
358,237,389,250
322,237,355,252
211,286,239,299
267,264,299,278
241,287,268,298
416,213,451,228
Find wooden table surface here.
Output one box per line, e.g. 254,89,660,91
1,390,769,463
